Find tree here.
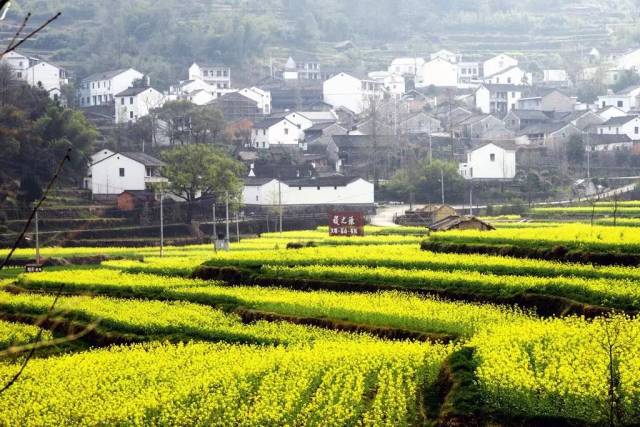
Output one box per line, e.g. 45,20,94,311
386,159,465,204
161,144,245,222
156,100,195,146
612,70,640,93
191,105,225,145
566,134,585,165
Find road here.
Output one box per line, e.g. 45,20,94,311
370,182,638,227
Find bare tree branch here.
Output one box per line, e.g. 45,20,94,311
1,12,61,58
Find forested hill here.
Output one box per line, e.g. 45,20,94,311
3,0,639,88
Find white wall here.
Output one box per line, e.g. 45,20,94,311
388,58,425,76
617,49,640,70
475,86,491,114
251,120,302,149
89,154,147,195
483,54,518,78
598,117,640,141
323,73,383,114
597,95,634,112
419,58,458,88
1,51,29,75
459,144,516,180
243,178,374,206
24,61,66,93
79,68,144,107
115,88,165,124
239,87,271,115
285,113,314,131
598,107,627,121
485,66,531,85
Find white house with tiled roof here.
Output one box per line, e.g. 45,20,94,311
114,87,165,124
78,68,144,107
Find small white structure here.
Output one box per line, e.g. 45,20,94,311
457,61,481,84
597,115,640,141
616,48,640,71
188,63,231,89
543,69,570,84
323,72,385,115
251,117,304,149
368,71,406,97
484,66,532,86
238,87,271,115
483,54,518,79
78,68,144,107
115,87,165,124
597,86,640,112
243,176,374,206
282,57,322,81
388,57,425,77
84,150,166,196
418,57,458,88
475,84,524,115
459,142,517,180
1,51,29,77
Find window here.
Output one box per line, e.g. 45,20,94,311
263,129,266,135
507,77,512,84
284,128,289,135
256,195,259,201
120,98,125,105
618,101,624,108
17,72,22,78
129,97,134,105
602,101,606,108
636,127,639,134
298,186,302,190
130,111,134,119
317,186,321,190
146,167,152,177
119,168,125,177
490,153,496,162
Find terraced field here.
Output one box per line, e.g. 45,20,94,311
1,224,640,425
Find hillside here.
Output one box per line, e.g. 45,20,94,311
3,0,640,88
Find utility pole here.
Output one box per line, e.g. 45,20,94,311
586,132,591,180
469,179,474,216
212,201,217,251
441,168,445,204
35,210,40,265
159,190,164,257
278,179,283,234
225,191,230,250
235,211,240,243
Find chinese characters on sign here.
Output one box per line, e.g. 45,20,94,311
328,212,365,236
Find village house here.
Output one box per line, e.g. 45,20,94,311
417,57,458,88
84,150,166,197
282,56,322,81
430,50,460,63
597,86,640,112
243,176,374,207
516,122,581,146
504,109,551,131
1,51,68,100
399,112,442,134
565,110,604,131
475,84,525,115
368,71,406,97
117,190,156,211
596,115,640,141
455,114,513,140
210,92,263,122
323,72,385,115
586,134,634,152
457,61,481,85
483,66,532,86
238,87,272,115
304,122,348,142
388,57,425,77
517,89,575,113
188,63,231,89
250,117,304,149
597,105,627,121
78,68,145,107
542,69,570,86
114,87,165,124
482,54,518,79
459,142,517,180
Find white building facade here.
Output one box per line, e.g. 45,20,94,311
251,118,304,149
323,72,385,115
597,116,640,141
243,177,374,206
115,87,165,124
483,54,518,78
459,143,517,180
418,57,458,88
188,63,231,89
78,68,145,107
84,150,166,196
